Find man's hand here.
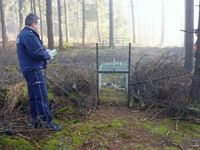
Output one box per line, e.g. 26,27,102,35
48,49,58,59
193,45,197,53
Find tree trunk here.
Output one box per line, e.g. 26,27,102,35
109,0,114,47
38,0,43,41
184,0,194,72
64,0,69,43
46,0,54,49
75,0,80,42
190,0,200,104
30,0,33,13
159,0,164,46
82,0,85,45
0,0,8,49
95,0,101,42
32,0,36,14
57,0,63,49
18,0,23,31
130,0,135,44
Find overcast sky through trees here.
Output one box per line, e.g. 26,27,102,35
116,0,199,46
1,0,200,47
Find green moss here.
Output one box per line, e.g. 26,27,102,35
64,123,93,148
45,139,65,150
164,146,178,150
143,120,171,136
134,144,144,150
153,125,168,136
95,123,109,129
47,122,93,149
118,129,132,139
180,121,200,138
110,119,124,128
76,123,93,133
54,105,77,115
4,66,18,73
72,133,84,146
169,131,183,144
120,145,129,150
145,148,158,150
48,90,55,102
0,135,35,150
43,121,71,149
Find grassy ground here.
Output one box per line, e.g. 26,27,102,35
0,106,200,150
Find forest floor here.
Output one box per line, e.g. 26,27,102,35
0,45,199,150
1,105,200,150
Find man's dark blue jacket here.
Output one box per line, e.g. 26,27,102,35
16,27,51,73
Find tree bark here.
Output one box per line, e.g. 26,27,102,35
64,0,69,43
95,0,101,42
82,0,85,45
184,0,194,72
109,0,114,47
130,0,135,43
0,0,8,49
159,0,164,46
57,0,63,49
46,0,54,49
38,0,43,41
190,0,200,103
32,0,36,14
75,0,80,42
30,0,33,13
18,0,24,31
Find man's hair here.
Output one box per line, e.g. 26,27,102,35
25,13,39,26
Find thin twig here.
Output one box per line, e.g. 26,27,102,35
142,104,154,119
16,133,41,149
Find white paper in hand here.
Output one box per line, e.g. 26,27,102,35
49,49,58,58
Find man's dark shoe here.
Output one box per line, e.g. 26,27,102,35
46,123,62,131
27,121,39,129
27,120,43,129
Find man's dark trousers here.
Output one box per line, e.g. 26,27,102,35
23,69,52,124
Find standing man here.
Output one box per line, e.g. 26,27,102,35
16,13,61,131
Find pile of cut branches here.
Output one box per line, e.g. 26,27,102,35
130,50,200,120
46,64,97,113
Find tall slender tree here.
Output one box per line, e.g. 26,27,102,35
38,0,43,40
82,0,85,45
64,0,69,43
159,0,165,46
18,0,24,31
32,0,36,14
190,0,200,104
75,0,80,42
130,0,135,43
109,0,114,47
46,0,54,49
57,0,63,49
95,0,101,42
30,0,33,13
184,0,194,72
0,0,8,49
